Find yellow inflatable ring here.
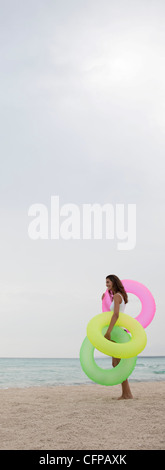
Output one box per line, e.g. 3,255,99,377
87,311,147,359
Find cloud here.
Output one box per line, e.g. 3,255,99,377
0,0,164,356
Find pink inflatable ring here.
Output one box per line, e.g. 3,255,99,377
102,279,156,328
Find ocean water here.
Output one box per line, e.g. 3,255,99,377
0,356,164,389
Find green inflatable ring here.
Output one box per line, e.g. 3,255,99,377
80,326,137,386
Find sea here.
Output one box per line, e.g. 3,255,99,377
0,356,164,389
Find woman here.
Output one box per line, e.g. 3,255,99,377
102,274,133,399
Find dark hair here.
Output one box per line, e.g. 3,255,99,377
106,274,128,304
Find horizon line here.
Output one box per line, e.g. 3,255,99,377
0,355,164,359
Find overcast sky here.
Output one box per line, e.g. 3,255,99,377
0,0,165,357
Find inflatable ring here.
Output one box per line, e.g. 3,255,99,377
80,326,137,386
102,279,156,328
80,280,156,386
87,311,147,358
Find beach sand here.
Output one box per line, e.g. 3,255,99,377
0,382,164,450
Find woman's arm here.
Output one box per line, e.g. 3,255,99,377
104,294,121,340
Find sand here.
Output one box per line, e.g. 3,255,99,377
0,382,164,450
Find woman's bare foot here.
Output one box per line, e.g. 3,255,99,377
118,393,133,400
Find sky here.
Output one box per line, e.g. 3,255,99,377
0,0,165,357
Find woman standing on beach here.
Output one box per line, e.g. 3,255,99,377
102,274,133,399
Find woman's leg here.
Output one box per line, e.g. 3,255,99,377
112,357,133,399
119,379,133,399
112,357,120,368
